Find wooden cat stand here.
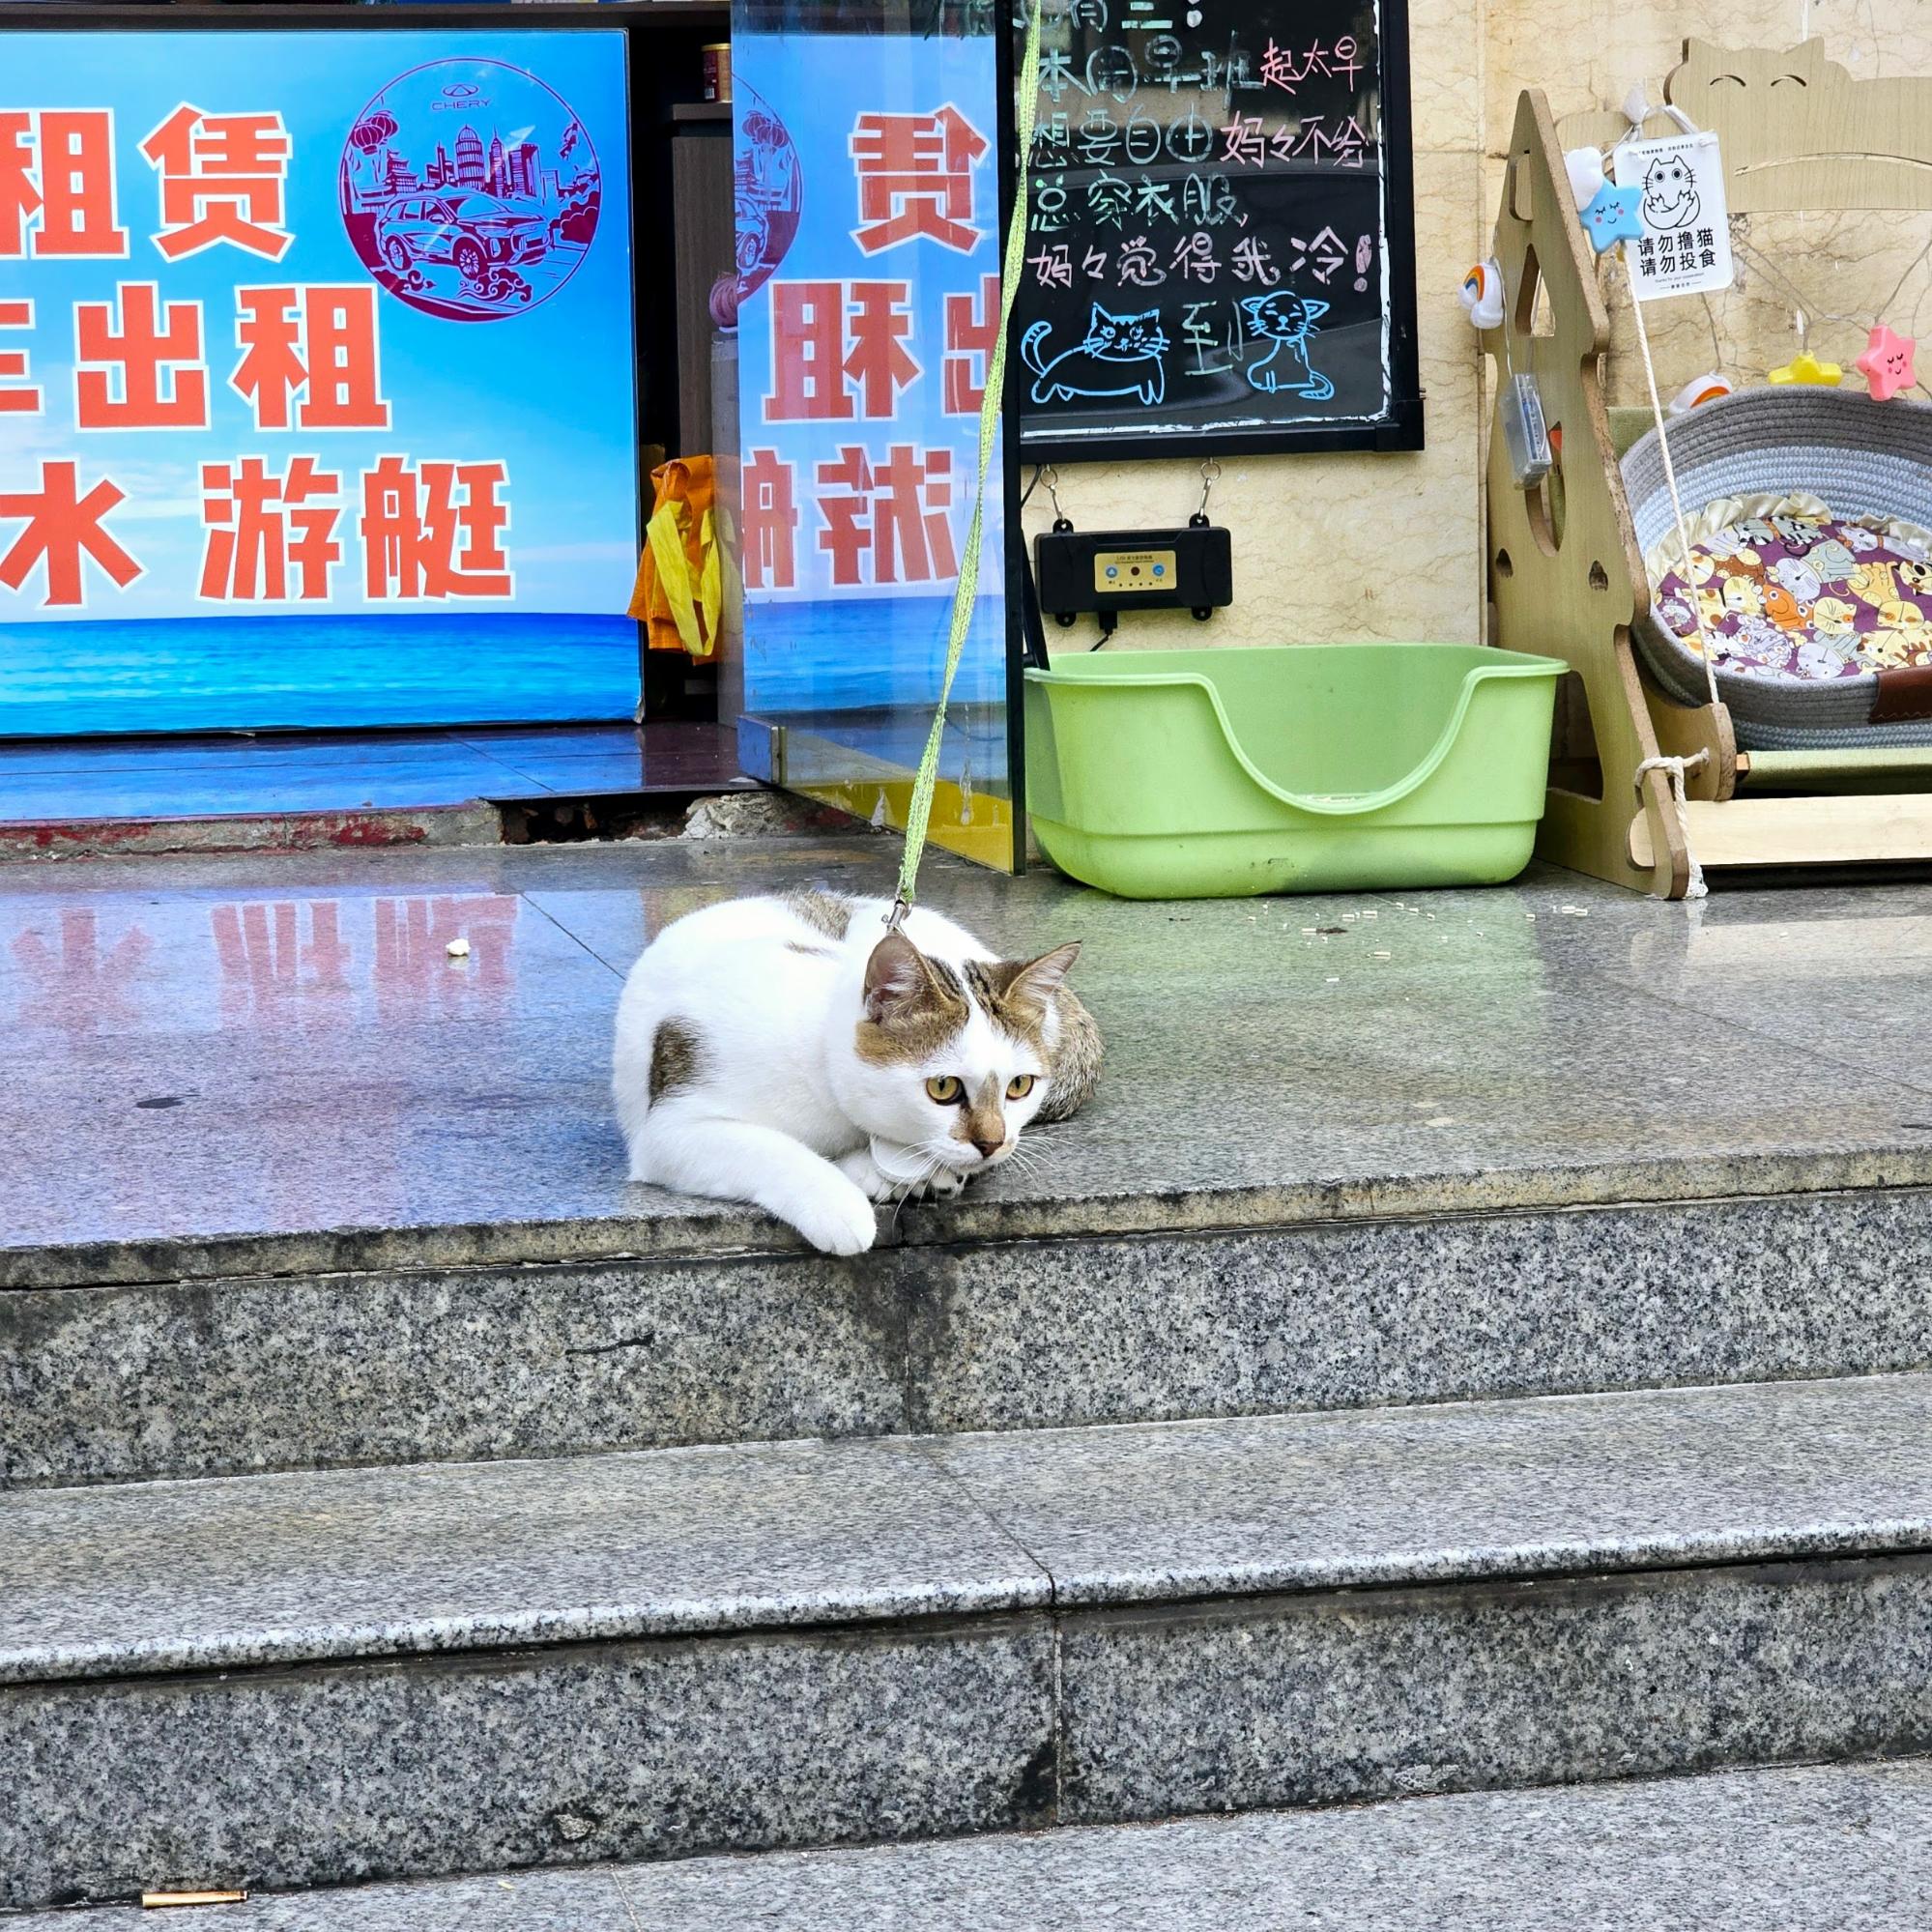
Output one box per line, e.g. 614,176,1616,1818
1486,47,1932,898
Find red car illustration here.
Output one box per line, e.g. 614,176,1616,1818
375,191,556,282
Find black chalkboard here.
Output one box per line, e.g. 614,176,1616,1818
1012,0,1421,459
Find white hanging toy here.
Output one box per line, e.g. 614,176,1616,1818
1667,372,1734,415
1459,258,1506,329
1458,257,1547,479
1564,146,1606,211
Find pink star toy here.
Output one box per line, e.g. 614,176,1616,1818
1858,325,1918,401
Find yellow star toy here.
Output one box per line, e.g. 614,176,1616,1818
1769,351,1844,387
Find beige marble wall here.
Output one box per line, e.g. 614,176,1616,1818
1482,0,1932,409
1036,0,1932,654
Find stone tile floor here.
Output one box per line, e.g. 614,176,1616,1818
5,834,1932,1283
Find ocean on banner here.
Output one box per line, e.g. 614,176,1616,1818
741,593,1008,720
0,614,641,737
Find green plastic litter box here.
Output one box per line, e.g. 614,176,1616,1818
1023,644,1567,899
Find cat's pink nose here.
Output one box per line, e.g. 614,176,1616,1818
970,1135,1002,1160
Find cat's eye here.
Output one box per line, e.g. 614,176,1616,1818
926,1076,964,1104
1006,1075,1036,1099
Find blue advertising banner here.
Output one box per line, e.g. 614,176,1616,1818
731,18,1014,865
0,28,637,736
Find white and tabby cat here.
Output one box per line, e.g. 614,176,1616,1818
613,890,1101,1254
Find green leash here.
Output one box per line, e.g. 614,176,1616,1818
888,0,1044,929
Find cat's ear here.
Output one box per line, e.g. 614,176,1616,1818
1088,302,1112,333
1303,297,1329,323
863,931,954,1023
982,941,1081,1014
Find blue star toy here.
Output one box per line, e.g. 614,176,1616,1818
1581,182,1644,255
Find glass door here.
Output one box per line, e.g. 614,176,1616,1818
726,0,1021,871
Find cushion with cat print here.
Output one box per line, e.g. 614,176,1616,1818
1653,507,1932,681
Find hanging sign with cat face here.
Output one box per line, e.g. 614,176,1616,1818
1609,131,1735,302
1013,0,1423,459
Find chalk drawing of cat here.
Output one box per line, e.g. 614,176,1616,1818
1021,305,1169,407
1238,291,1334,400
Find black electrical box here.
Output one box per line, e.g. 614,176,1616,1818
1033,524,1234,625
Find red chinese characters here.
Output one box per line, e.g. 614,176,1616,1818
232,286,390,431
360,457,512,601
200,455,342,602
140,104,293,262
941,274,1000,415
850,106,988,254
0,109,128,259
0,448,522,610
0,89,554,619
871,445,955,584
741,447,799,592
43,283,392,433
764,283,843,420
0,461,143,608
816,445,956,588
0,298,39,415
746,102,995,596
816,447,874,586
764,280,921,423
73,281,210,429
844,281,919,417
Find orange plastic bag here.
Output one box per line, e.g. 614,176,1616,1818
627,456,720,657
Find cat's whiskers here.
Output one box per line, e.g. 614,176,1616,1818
996,1147,1050,1184
914,1137,970,1173
885,1143,951,1229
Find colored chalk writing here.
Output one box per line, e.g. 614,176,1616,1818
1012,0,1421,456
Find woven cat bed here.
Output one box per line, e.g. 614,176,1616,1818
1625,389,1932,749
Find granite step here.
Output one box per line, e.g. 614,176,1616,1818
8,1756,1928,1930
15,844,1932,1494
11,1181,1932,1489
6,1372,1932,1908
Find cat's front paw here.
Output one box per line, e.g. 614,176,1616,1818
792,1177,880,1256
916,1167,969,1200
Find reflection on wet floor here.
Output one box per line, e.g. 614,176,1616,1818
12,909,156,1037
0,842,849,1264
9,895,528,1038
212,896,523,1029
11,837,1932,1275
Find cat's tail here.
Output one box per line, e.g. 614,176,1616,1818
1020,321,1052,377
